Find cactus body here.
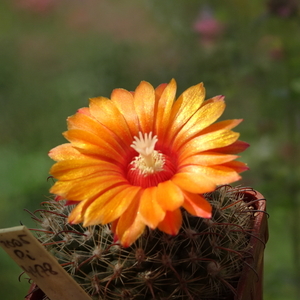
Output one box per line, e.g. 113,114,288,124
29,186,255,300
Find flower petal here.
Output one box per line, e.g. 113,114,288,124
158,209,182,235
179,165,241,185
77,107,91,116
68,193,102,224
199,119,243,135
165,82,205,145
156,180,184,211
89,96,133,144
216,140,250,154
67,111,129,151
222,160,249,173
50,159,120,180
155,79,177,141
139,187,166,229
110,88,140,137
82,184,133,226
114,196,145,247
182,192,212,218
68,201,86,224
179,152,239,167
172,172,216,194
155,83,168,98
173,96,225,150
85,186,141,225
50,174,127,201
116,215,146,248
49,144,82,161
179,129,240,161
63,129,125,163
134,81,156,133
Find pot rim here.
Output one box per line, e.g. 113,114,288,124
234,188,268,300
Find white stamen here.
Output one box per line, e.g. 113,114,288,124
130,132,165,176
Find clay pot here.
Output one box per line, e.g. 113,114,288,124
25,283,45,300
234,189,268,300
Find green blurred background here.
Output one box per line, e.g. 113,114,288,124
0,0,299,299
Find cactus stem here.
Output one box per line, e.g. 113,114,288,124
27,185,259,300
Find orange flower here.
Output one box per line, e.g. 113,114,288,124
49,79,249,247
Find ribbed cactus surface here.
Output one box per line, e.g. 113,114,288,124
29,185,254,300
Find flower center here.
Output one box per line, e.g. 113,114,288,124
130,132,165,176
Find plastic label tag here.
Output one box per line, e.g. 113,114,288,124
0,225,91,300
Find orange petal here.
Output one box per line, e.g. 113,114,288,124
216,140,250,154
77,107,91,116
50,180,77,198
139,187,165,229
173,96,225,150
118,215,146,248
89,96,133,144
199,119,243,135
110,88,140,137
165,82,205,145
68,192,102,224
84,186,141,225
115,195,143,245
156,180,184,211
222,160,249,173
68,200,87,224
50,174,127,201
67,111,129,150
179,153,239,167
179,165,241,185
155,79,177,140
179,130,240,161
171,172,216,194
50,159,120,180
133,81,156,133
82,184,132,226
158,209,182,235
155,83,168,99
111,218,118,238
182,192,212,218
49,144,82,161
63,129,125,163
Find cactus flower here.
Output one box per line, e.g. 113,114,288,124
49,79,249,246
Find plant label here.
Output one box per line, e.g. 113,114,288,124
0,225,91,300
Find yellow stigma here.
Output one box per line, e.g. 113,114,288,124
130,132,165,176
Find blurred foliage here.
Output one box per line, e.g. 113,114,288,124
0,0,299,299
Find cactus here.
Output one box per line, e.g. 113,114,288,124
28,185,256,300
